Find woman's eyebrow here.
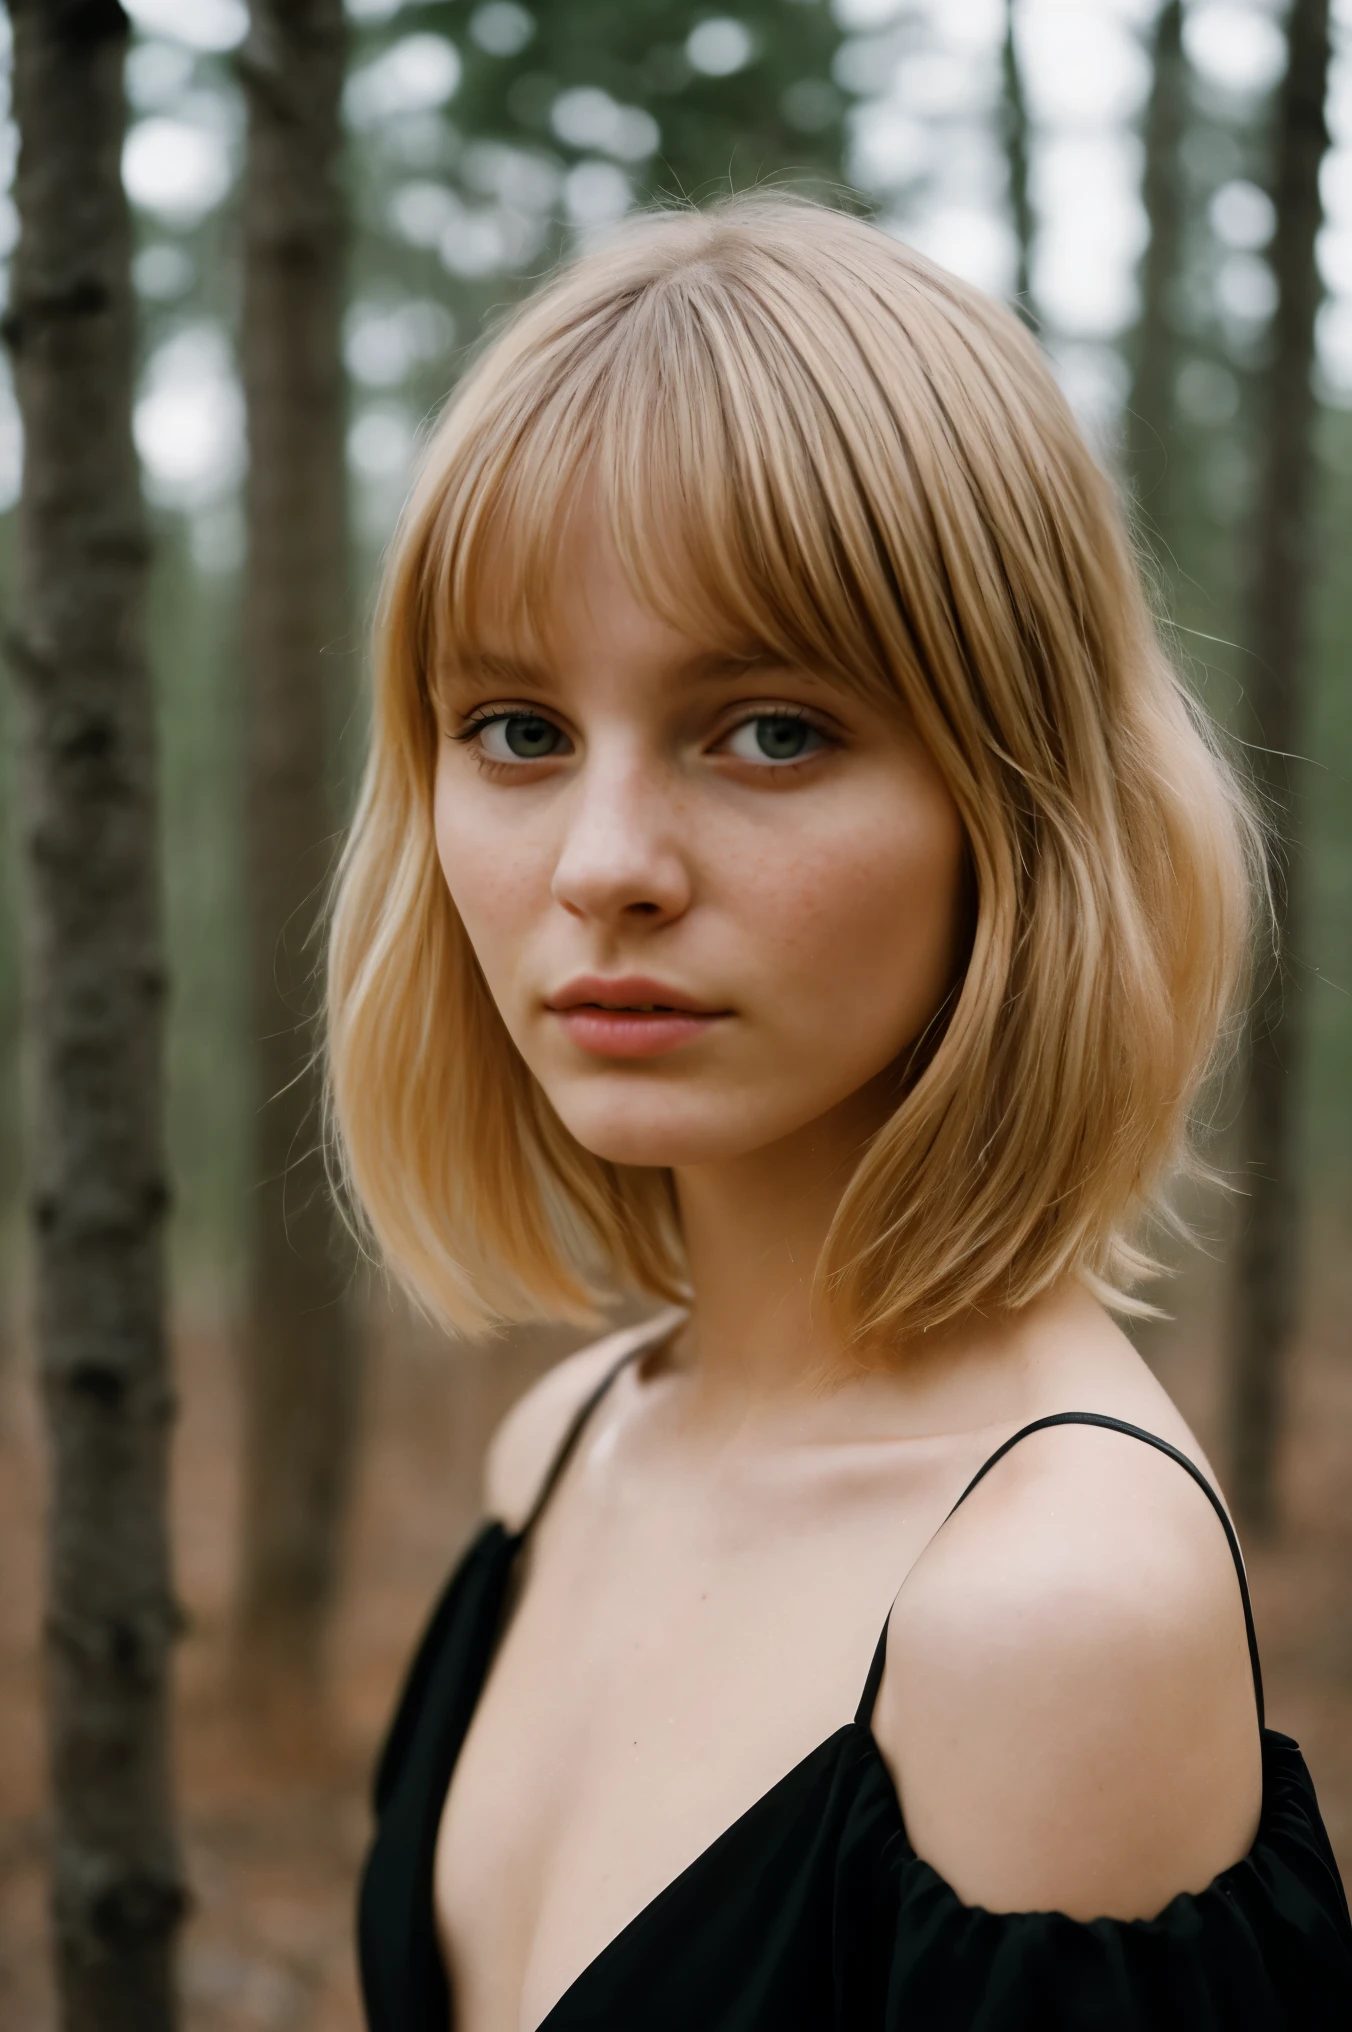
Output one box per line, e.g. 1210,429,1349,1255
674,649,853,699
674,648,792,685
438,649,558,693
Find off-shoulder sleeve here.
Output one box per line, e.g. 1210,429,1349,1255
857,1733,1352,2030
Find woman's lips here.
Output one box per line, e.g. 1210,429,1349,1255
546,977,728,1058
552,1007,725,1058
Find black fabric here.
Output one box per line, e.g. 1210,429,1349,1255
358,1388,1352,2031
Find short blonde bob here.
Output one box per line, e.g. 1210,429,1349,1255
326,195,1258,1352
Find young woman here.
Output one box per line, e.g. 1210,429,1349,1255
330,199,1352,2029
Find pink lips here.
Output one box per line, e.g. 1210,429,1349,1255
546,976,729,1059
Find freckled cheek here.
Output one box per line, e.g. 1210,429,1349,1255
735,800,966,1039
432,795,550,996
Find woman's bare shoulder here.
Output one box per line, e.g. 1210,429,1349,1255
483,1313,677,1530
875,1416,1263,1923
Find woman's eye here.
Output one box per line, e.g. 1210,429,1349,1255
722,714,827,765
476,713,568,762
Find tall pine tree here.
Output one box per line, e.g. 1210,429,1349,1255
236,0,360,1700
3,0,184,2022
1231,0,1333,1529
1126,0,1186,519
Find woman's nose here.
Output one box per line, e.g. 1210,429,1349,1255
550,754,692,927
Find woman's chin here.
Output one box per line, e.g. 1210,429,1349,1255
547,1091,767,1172
560,1124,723,1170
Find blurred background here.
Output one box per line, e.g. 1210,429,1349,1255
1,0,1350,2025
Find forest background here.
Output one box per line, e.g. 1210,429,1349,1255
1,0,1351,2027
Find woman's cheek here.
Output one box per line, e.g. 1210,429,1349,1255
433,798,540,993
763,798,964,1044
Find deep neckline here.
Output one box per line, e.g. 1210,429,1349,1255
468,1520,888,2029
482,1515,888,2029
532,1718,875,2029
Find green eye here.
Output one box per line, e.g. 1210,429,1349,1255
478,713,567,761
725,714,826,765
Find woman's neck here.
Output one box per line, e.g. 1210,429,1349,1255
671,1074,898,1409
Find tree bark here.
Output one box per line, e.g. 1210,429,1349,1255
1230,0,1331,1531
2,2,184,2025
1126,0,1186,511
236,0,360,1697
1001,0,1035,326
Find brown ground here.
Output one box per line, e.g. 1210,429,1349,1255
2,1270,1350,2030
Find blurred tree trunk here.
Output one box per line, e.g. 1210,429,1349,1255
1126,0,1185,513
1001,0,1035,325
2,2,184,2025
236,0,360,1700
1230,0,1331,1532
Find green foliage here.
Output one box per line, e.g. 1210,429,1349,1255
342,2,851,554
447,0,846,201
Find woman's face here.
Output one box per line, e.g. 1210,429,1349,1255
433,515,968,1171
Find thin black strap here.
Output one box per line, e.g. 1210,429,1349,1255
513,1317,677,1544
856,1411,1265,1732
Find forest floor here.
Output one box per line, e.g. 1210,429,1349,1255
2,1267,1351,2030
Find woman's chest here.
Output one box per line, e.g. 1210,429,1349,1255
432,1474,943,2032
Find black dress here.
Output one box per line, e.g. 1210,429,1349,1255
358,1334,1352,2030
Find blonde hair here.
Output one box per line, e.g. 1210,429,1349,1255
326,195,1258,1351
